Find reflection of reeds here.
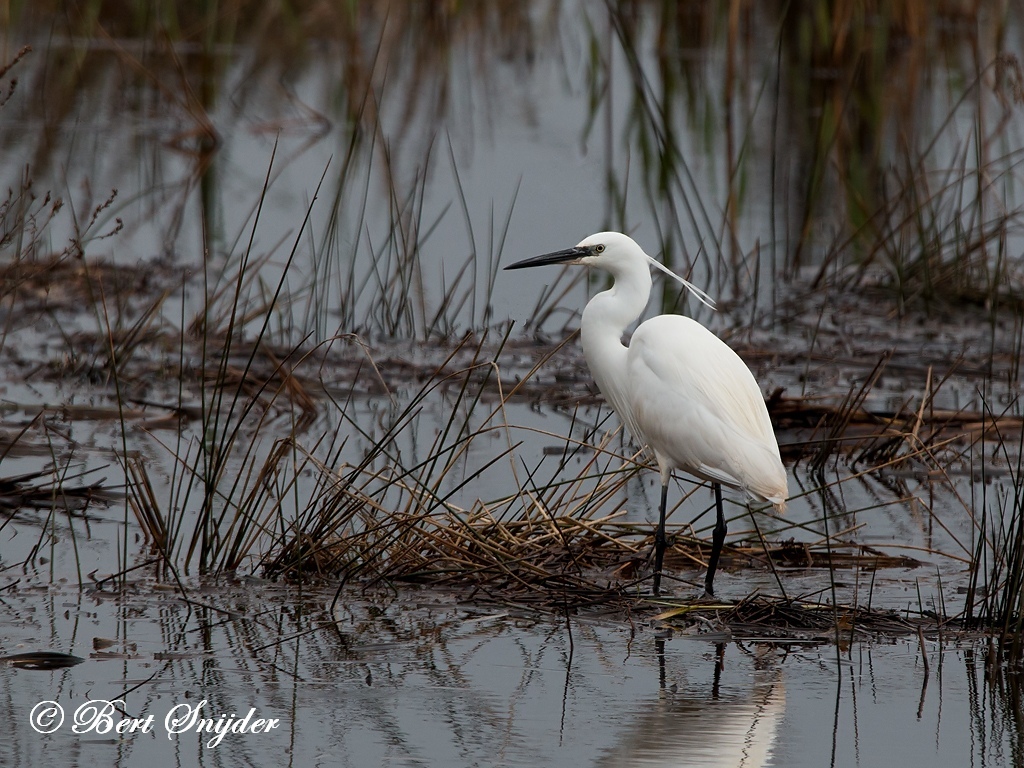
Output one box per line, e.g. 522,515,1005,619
6,1,543,164
964,399,1024,655
8,2,1023,319
966,642,1024,761
597,1,1023,315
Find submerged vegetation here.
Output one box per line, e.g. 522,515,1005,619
0,1,1023,657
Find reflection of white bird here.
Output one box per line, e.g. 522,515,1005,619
506,232,787,595
597,672,786,768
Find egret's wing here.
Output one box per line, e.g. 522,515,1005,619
627,315,787,505
636,316,778,449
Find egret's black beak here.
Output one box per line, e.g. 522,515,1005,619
504,246,589,270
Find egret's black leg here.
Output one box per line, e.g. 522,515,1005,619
704,483,726,597
653,482,669,595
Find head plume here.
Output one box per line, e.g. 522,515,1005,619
645,255,716,310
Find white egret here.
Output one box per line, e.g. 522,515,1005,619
506,232,787,596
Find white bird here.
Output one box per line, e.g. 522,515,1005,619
506,232,787,596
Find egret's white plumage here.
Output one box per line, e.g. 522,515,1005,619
506,231,787,596
625,314,786,504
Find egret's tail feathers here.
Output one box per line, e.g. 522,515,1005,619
750,491,786,514
692,461,788,513
750,460,788,514
748,482,787,514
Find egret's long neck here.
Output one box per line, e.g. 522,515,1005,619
580,264,652,416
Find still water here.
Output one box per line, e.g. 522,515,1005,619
0,581,1014,768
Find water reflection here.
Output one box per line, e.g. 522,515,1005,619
4,582,1024,767
599,642,785,767
3,2,1021,331
965,645,1024,767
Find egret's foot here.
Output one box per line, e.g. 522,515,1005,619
696,587,726,604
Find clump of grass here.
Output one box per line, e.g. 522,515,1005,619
261,404,641,596
124,149,329,577
254,366,946,607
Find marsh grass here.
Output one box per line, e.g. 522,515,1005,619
93,235,972,612
0,224,1017,636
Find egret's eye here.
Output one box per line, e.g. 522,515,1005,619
594,244,606,253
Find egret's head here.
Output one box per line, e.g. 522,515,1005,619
573,231,643,268
505,231,716,310
503,231,643,272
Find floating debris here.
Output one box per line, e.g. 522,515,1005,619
0,651,86,670
652,593,941,643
